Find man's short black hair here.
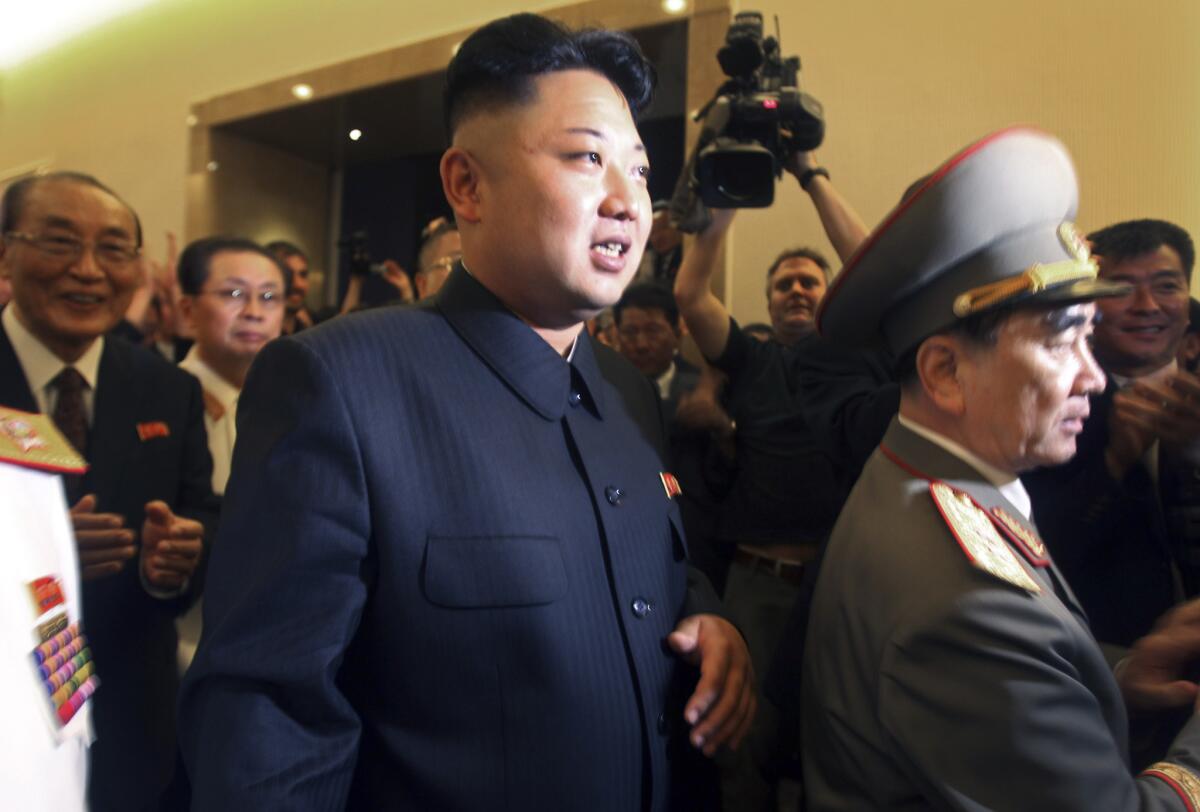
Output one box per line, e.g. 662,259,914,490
1088,219,1194,283
178,236,291,295
613,282,680,330
265,240,308,264
766,247,831,288
443,13,656,139
1,171,144,247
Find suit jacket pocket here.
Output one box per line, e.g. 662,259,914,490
423,535,567,608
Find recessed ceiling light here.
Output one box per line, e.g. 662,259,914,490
206,161,219,172
292,83,314,100
349,129,363,141
662,0,687,13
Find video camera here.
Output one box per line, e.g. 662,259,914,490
671,12,824,225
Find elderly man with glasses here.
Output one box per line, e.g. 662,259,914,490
0,171,218,812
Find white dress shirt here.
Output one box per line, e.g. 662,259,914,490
178,346,239,495
899,413,1033,520
3,305,103,421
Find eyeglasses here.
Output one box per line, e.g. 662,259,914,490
5,231,141,269
197,288,284,310
420,253,462,276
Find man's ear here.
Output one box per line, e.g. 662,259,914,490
0,236,9,276
440,147,482,225
177,295,196,331
915,335,968,416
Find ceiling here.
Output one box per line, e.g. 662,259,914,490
215,19,690,169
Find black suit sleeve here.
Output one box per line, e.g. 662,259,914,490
172,370,221,608
796,338,898,481
179,337,370,810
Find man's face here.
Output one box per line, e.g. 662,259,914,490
767,257,827,342
956,304,1105,473
1092,245,1190,377
281,253,310,310
184,250,286,370
455,69,651,327
0,178,140,359
617,306,679,377
416,230,462,300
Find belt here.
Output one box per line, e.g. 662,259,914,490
733,547,807,584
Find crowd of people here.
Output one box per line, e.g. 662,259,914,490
6,10,1200,812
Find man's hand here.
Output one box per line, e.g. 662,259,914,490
381,260,416,303
70,494,136,580
140,500,204,591
1119,598,1200,713
667,613,756,756
784,149,818,182
1108,371,1200,477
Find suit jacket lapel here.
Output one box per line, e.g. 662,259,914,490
0,323,40,413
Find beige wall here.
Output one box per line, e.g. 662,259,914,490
2,0,1198,324
0,0,564,264
723,0,1200,324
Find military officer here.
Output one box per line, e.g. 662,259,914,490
802,127,1200,809
0,408,93,811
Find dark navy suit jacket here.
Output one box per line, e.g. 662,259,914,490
1026,380,1177,647
0,324,217,811
180,268,721,810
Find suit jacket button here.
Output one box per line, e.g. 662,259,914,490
605,486,624,505
631,597,651,618
568,391,583,407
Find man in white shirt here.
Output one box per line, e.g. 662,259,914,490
176,236,290,495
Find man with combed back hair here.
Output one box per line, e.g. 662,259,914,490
180,13,752,811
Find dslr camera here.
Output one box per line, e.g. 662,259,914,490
675,12,824,216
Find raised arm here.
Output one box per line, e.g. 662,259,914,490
673,208,736,361
786,151,870,264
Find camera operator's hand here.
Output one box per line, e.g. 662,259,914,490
702,207,737,239
784,149,818,180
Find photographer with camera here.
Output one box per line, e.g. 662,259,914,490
673,149,866,810
669,14,873,810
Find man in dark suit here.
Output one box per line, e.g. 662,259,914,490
0,171,217,810
1026,219,1200,649
179,14,752,811
614,281,701,421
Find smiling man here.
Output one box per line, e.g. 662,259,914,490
0,172,217,811
179,14,752,811
804,128,1200,811
1025,219,1200,649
